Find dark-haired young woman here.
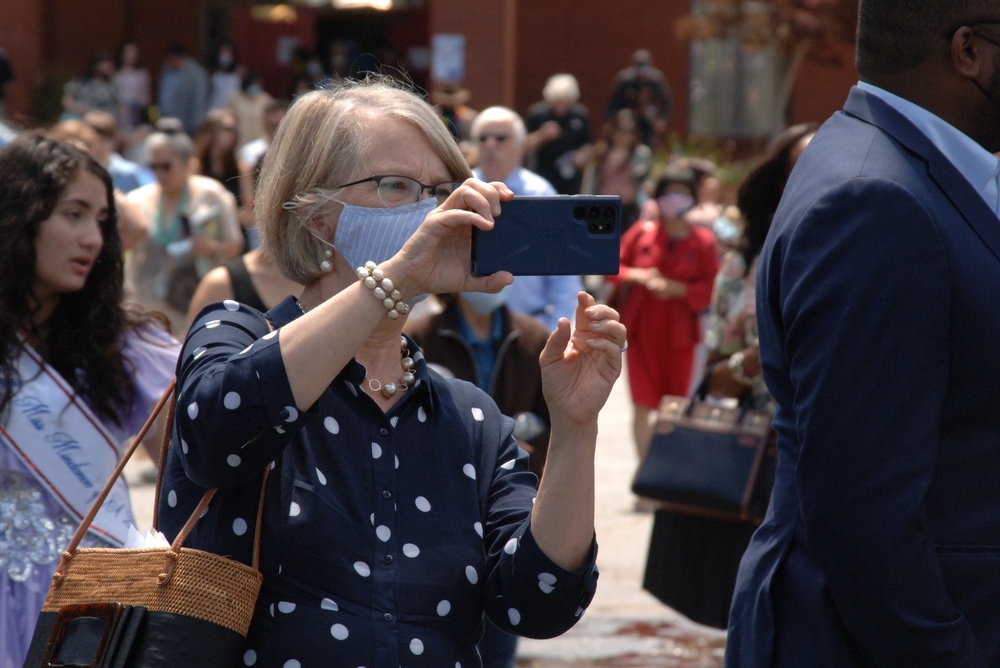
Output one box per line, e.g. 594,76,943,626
0,132,179,665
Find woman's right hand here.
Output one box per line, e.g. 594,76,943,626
383,178,515,299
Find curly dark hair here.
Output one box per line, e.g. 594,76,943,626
0,131,166,426
736,122,820,274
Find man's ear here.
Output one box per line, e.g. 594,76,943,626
950,26,985,80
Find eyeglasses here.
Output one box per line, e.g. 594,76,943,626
477,133,509,144
149,162,174,172
334,174,464,207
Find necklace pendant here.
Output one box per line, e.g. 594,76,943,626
382,382,398,398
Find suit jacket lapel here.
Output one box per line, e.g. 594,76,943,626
842,86,1000,262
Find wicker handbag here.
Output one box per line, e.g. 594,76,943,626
23,379,267,668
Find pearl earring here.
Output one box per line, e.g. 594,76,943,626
320,247,333,273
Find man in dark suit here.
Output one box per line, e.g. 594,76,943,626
726,2,1000,666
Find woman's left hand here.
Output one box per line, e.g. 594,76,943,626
539,292,626,427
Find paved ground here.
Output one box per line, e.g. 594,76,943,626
124,372,729,667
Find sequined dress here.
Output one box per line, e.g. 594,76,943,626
0,326,178,668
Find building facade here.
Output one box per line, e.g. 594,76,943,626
1,0,855,153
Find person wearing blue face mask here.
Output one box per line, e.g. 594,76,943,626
158,78,628,668
607,164,718,477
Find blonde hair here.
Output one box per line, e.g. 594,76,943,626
255,78,472,284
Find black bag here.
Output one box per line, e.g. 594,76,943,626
631,394,775,522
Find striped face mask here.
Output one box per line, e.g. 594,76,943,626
333,197,437,271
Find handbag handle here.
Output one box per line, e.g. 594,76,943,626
52,377,269,585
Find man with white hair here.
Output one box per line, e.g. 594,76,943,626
471,106,584,332
524,73,592,195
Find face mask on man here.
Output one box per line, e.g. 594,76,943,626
460,284,512,315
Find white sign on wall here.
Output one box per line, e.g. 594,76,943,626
431,33,466,83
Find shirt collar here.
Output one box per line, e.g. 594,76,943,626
858,81,1000,215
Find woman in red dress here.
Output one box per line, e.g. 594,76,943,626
610,164,718,467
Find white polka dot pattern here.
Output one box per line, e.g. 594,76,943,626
224,392,241,409
163,304,599,663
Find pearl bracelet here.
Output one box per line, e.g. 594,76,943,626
356,261,410,320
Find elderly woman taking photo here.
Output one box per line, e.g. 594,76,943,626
158,78,626,667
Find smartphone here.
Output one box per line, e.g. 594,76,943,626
471,195,621,276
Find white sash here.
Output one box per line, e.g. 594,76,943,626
0,343,134,546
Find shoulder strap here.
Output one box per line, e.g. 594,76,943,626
225,256,268,312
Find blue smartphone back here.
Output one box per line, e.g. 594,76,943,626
471,196,621,276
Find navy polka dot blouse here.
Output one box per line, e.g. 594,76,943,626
158,298,599,667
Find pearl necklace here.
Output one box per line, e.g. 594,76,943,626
366,336,416,398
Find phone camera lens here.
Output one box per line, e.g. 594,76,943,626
588,206,601,220
603,206,615,219
574,206,586,220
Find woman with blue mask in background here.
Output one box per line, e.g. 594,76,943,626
158,78,627,667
